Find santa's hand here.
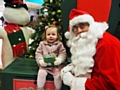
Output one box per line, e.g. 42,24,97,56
39,59,47,67
61,64,74,78
62,72,74,86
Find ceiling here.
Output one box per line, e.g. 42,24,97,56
25,0,44,9
26,2,43,9
25,0,44,4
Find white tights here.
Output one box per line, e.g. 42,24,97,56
37,69,62,90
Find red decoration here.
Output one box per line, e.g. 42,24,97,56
4,24,21,34
12,0,24,4
13,79,55,90
13,79,37,90
12,42,27,57
77,0,111,22
4,24,27,57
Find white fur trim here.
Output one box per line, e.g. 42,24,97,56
71,77,87,90
69,14,94,32
88,22,108,38
64,31,72,39
64,31,76,47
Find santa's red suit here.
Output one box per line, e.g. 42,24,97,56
61,9,120,90
85,31,120,90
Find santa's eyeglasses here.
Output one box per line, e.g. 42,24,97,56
72,22,89,32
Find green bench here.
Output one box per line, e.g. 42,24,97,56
0,58,69,90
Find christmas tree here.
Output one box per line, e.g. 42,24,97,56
25,0,65,59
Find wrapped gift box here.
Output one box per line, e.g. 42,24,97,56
13,79,37,90
13,79,55,90
44,80,55,90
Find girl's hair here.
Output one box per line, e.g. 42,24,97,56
42,24,62,41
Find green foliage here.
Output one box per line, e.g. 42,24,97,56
23,0,65,59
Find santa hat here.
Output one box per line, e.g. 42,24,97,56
65,8,95,39
4,0,28,10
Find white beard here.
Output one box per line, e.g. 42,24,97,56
66,22,107,77
68,30,101,78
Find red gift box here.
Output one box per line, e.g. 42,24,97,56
44,80,55,90
13,79,37,90
13,79,55,90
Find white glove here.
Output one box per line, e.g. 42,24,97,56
39,59,47,67
61,64,74,79
62,72,74,86
54,57,62,65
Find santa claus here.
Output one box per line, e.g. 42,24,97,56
61,9,120,90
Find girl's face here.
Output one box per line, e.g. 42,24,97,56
46,27,58,43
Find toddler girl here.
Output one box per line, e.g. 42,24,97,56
35,24,66,90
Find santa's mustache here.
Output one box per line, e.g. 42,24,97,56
72,31,93,41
